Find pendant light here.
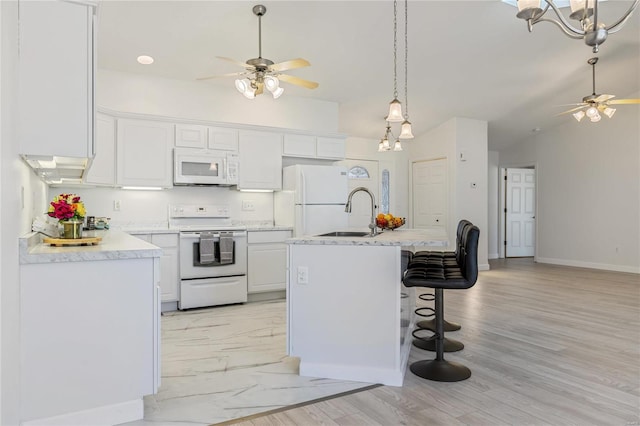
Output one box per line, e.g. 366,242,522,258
386,0,403,122
399,0,414,141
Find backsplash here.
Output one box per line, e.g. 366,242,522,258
50,185,274,225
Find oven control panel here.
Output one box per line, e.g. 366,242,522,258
170,204,230,218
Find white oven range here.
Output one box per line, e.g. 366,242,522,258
169,204,247,310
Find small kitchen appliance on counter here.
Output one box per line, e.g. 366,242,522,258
169,204,247,309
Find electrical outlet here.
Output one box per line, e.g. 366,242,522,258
242,200,255,211
113,200,121,211
297,266,309,284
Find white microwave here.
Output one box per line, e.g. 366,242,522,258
174,148,239,186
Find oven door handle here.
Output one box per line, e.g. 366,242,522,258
180,232,220,239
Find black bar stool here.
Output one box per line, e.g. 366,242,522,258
402,224,480,382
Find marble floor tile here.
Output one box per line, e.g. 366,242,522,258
121,299,370,425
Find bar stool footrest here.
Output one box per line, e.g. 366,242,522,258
413,337,464,352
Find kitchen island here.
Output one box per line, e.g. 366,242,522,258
19,231,161,426
286,228,448,386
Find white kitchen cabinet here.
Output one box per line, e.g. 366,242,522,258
175,125,238,151
175,124,207,148
208,126,239,151
117,119,174,188
316,136,346,159
247,230,292,293
283,134,316,158
18,0,96,158
84,113,116,186
20,256,160,424
282,133,346,160
238,130,283,190
133,233,179,304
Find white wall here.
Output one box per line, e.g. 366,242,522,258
51,185,273,227
488,151,500,259
409,117,489,270
498,97,640,273
98,70,338,133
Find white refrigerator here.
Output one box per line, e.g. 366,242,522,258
274,165,349,237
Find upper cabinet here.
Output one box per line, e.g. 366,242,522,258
283,134,345,160
175,124,238,151
116,119,174,188
18,0,96,158
238,130,282,190
84,113,116,186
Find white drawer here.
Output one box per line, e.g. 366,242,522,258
247,230,292,244
151,233,178,248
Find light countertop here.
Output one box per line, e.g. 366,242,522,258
20,230,162,264
287,228,449,247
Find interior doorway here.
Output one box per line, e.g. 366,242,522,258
502,167,536,258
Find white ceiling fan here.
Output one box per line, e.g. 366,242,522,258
559,57,640,122
197,4,318,99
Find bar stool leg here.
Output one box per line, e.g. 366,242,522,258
410,288,471,382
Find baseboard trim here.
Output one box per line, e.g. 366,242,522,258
22,399,143,426
488,253,500,260
536,257,640,274
479,263,490,271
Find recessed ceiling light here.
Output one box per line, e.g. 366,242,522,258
137,55,154,65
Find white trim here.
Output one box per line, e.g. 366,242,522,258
479,263,491,271
21,399,143,426
300,361,404,387
536,257,640,274
488,252,500,259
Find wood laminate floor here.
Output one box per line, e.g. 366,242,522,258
228,258,640,426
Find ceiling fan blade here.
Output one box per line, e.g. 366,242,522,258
594,94,615,102
277,73,319,89
607,98,640,105
197,71,249,81
269,58,311,72
557,106,586,116
216,56,255,69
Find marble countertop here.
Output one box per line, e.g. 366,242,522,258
112,221,292,234
20,230,163,264
287,228,449,247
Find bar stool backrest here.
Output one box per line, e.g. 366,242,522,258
459,225,480,286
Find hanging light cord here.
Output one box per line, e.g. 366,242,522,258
393,0,398,99
404,0,409,118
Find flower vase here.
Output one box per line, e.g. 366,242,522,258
60,219,83,239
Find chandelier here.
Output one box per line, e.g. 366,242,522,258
380,0,413,152
515,0,639,53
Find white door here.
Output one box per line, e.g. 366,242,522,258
506,168,536,257
336,160,380,229
412,159,448,230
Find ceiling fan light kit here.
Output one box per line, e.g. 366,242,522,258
515,0,639,53
198,4,318,99
560,56,639,123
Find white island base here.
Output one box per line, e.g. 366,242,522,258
287,229,448,386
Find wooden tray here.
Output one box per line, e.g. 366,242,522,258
43,236,102,247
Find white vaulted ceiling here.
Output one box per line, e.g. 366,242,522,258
97,1,640,150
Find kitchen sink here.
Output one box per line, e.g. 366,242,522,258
317,231,372,237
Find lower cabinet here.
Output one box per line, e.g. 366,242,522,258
134,233,179,303
247,230,292,293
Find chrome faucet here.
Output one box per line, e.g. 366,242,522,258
345,186,378,237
